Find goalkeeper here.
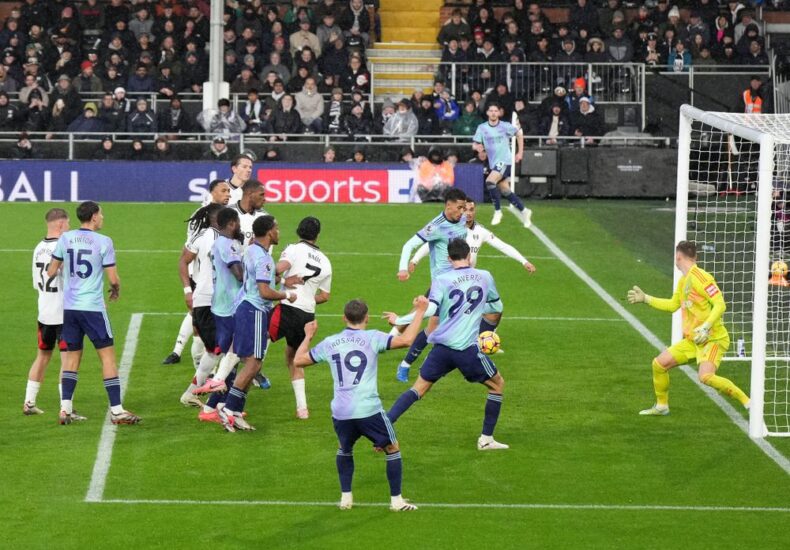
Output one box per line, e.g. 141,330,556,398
627,241,750,416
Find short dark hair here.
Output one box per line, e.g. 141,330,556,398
486,101,501,110
231,154,252,168
448,238,471,260
344,299,368,324
242,179,264,195
217,207,239,229
45,207,68,222
208,179,227,193
676,240,697,259
252,215,276,237
444,188,467,203
76,201,100,222
296,216,321,241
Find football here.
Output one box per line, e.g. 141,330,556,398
478,331,501,355
771,260,788,278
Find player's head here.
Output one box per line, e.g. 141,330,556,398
217,207,241,239
45,207,70,235
443,188,468,222
209,179,231,205
448,238,471,263
464,199,477,225
675,240,697,268
76,201,103,229
343,299,369,327
253,215,279,245
486,102,501,122
296,216,321,242
242,179,266,209
231,154,253,183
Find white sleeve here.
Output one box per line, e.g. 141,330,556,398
318,265,332,293
488,234,528,265
399,234,425,272
278,244,294,270
411,242,430,265
32,248,38,290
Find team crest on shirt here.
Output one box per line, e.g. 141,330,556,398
704,283,719,297
424,224,434,235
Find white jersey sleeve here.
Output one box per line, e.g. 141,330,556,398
191,228,218,308
279,242,332,314
32,238,64,325
410,242,430,265
468,223,527,267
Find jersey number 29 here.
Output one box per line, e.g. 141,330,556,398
448,286,483,317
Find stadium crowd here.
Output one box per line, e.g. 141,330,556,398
0,0,777,159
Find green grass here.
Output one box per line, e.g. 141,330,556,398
1,200,788,550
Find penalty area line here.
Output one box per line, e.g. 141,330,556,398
84,313,143,503
93,498,790,513
528,224,790,476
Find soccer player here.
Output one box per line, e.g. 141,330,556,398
228,154,254,205
393,188,468,382
177,203,223,409
162,179,231,366
232,179,269,247
271,216,333,419
388,239,508,451
627,241,750,415
47,201,140,425
24,208,71,416
472,102,532,228
293,296,430,511
218,216,297,432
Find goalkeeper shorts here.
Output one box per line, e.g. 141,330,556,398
667,337,730,368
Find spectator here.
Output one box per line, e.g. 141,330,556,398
49,75,81,123
198,98,246,136
659,6,682,39
113,87,133,116
513,99,537,136
539,103,570,146
567,78,591,113
343,101,374,139
375,98,396,134
127,137,150,160
383,98,418,139
540,86,570,119
223,49,240,84
98,92,124,133
93,135,121,160
349,147,367,163
315,0,343,22
127,97,157,135
339,0,371,47
416,97,439,136
340,54,370,93
295,47,319,77
72,61,102,94
727,1,746,27
598,0,621,38
453,100,483,136
636,32,663,67
241,89,270,134
438,9,471,45
399,147,415,163
734,11,763,45
127,64,155,96
182,52,207,94
570,0,599,35
323,86,346,134
713,16,732,52
686,12,711,47
263,147,281,162
152,136,175,160
323,146,336,163
719,43,738,65
668,40,692,72
321,36,349,81
13,132,41,159
47,98,70,135
628,5,654,38
230,66,262,95
529,35,552,63
295,77,324,133
471,7,497,41
557,37,584,65
21,90,49,131
585,36,607,62
19,73,50,107
264,78,287,112
485,82,515,119
606,26,633,62
100,64,124,91
67,102,105,136
129,8,154,41
236,6,263,40
287,65,312,94
571,97,604,145
0,64,17,93
0,90,19,130
272,94,304,136
291,19,322,58
158,96,193,136
414,147,454,202
154,63,180,99
202,136,232,161
739,75,770,114
742,39,769,65
317,13,343,52
736,24,761,58
695,46,716,66
260,51,291,85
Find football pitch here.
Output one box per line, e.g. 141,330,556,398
2,200,789,549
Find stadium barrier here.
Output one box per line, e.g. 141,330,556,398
0,160,484,203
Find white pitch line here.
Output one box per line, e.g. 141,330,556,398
528,224,790,476
138,312,624,322
84,313,143,503
95,498,790,513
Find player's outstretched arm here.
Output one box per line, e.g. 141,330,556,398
391,296,429,348
627,285,680,312
398,235,425,281
409,242,430,273
293,321,318,368
487,235,534,272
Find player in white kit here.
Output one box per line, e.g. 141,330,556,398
24,208,75,416
228,154,254,206
271,217,333,419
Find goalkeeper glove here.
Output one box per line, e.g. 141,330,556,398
693,323,712,345
627,286,647,304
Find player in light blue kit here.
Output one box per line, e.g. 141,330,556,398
473,102,531,228
392,188,468,382
294,296,429,511
47,201,140,426
388,239,508,451
218,216,297,432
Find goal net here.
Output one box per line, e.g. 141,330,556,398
677,105,790,438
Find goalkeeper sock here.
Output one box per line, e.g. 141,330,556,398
700,373,750,406
479,317,498,334
652,359,670,407
403,330,429,366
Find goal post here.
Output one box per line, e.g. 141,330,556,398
676,104,790,438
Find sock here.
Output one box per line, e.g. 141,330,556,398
60,371,78,413
58,383,62,400
388,388,420,423
701,373,750,406
652,359,670,407
506,191,525,210
206,368,236,409
388,326,400,337
486,183,501,210
195,352,219,386
385,451,403,496
292,378,307,409
482,393,503,436
104,377,122,413
479,317,498,334
173,313,193,356
336,449,354,492
224,385,246,414
403,330,429,366
398,360,410,371
395,302,437,326
25,380,41,405
215,351,239,382
191,336,205,370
